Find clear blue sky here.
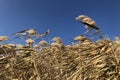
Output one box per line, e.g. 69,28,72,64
0,0,120,44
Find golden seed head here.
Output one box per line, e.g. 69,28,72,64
27,29,37,35
51,43,64,48
0,36,8,41
16,44,23,49
39,40,48,46
74,36,86,41
75,15,86,20
52,37,62,43
33,44,39,48
82,17,92,22
76,15,97,28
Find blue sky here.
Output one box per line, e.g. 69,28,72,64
0,0,120,44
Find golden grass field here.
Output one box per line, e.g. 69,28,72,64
0,36,120,80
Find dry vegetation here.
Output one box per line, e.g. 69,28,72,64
0,36,120,80
0,15,120,80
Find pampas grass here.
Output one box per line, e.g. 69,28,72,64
0,34,120,80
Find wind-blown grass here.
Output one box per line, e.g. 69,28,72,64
0,36,120,80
